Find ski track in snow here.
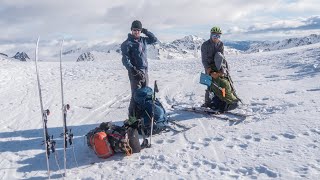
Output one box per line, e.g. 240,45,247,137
1,43,320,179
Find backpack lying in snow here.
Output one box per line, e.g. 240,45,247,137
86,122,132,158
87,129,114,158
133,86,168,135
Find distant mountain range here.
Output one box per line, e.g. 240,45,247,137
3,34,320,62
246,34,320,53
62,34,320,61
63,35,243,61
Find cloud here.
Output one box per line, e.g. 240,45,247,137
0,0,320,54
227,16,320,35
0,0,287,41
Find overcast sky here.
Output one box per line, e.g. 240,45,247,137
1,0,320,56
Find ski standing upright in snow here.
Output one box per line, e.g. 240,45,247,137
34,37,62,179
59,40,78,177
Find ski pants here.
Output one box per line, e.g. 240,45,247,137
128,68,149,117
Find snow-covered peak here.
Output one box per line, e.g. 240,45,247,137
12,52,30,61
171,35,205,46
77,52,95,62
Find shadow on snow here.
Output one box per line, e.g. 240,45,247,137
0,121,126,179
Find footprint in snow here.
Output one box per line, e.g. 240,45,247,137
204,160,217,168
265,74,280,79
310,129,320,135
226,144,234,149
302,132,310,136
307,143,317,149
306,88,320,92
201,141,210,147
270,135,278,141
238,144,249,149
255,165,278,178
166,139,175,143
243,135,252,140
190,145,200,150
235,166,278,179
253,137,261,142
295,165,309,178
156,139,164,144
213,137,224,141
285,90,296,94
284,149,293,153
281,133,296,139
218,165,230,172
251,102,267,106
236,166,254,176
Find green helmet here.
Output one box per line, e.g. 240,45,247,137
210,26,222,34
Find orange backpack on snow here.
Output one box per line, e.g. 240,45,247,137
88,130,114,158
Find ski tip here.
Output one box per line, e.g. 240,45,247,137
36,36,40,46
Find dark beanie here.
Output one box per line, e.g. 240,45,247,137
131,20,142,30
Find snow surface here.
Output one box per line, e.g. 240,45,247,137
0,42,320,179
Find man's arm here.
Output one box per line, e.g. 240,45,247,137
142,28,157,44
121,42,134,71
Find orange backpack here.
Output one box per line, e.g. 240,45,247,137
89,131,114,159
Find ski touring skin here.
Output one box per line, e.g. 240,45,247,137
34,37,63,179
59,40,78,177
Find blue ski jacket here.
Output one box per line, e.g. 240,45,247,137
121,30,157,71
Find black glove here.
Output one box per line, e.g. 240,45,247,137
132,67,145,80
141,28,148,34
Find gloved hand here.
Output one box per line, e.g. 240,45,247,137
141,28,148,34
124,116,140,129
132,67,145,80
210,72,221,79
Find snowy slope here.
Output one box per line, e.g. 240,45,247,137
0,42,319,179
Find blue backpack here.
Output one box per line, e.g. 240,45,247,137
133,87,167,129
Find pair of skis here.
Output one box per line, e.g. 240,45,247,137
34,37,77,179
172,105,250,122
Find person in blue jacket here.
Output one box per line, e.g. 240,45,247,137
121,20,158,118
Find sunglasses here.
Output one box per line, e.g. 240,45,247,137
132,28,142,32
211,34,221,39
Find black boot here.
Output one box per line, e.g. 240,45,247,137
201,89,211,107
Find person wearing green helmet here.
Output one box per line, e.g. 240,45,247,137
200,26,239,112
201,26,224,107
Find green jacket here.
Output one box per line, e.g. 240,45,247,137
210,77,238,104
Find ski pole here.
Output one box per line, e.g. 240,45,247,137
148,80,159,147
